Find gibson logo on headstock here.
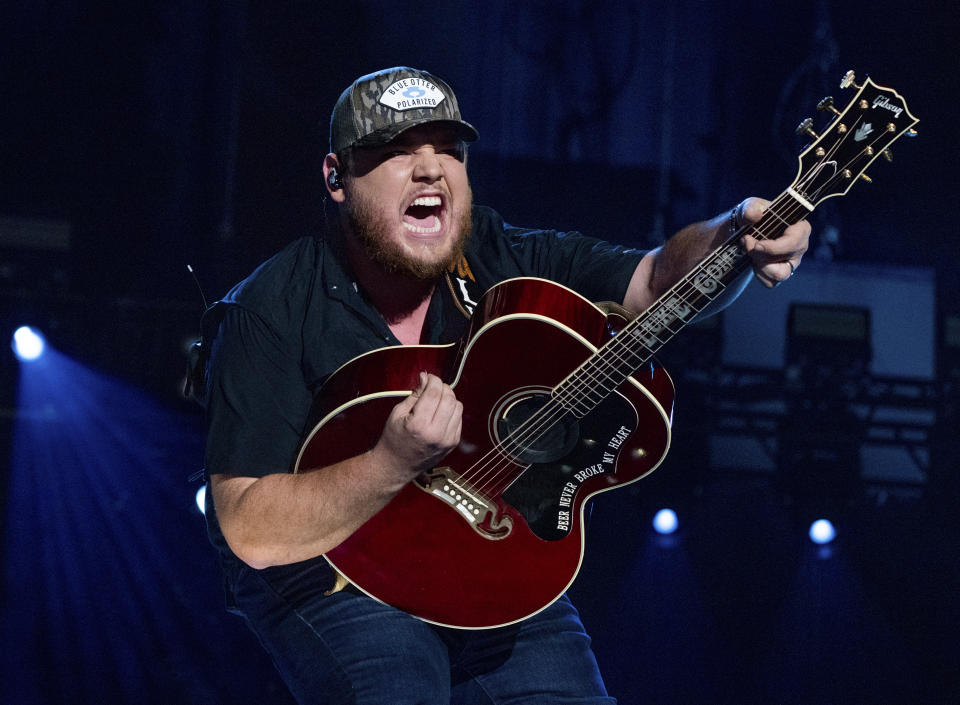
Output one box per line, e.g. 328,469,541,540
872,95,903,118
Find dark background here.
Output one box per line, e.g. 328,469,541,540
2,1,957,703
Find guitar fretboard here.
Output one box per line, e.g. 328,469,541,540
552,192,811,417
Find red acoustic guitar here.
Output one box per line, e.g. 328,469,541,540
295,73,917,628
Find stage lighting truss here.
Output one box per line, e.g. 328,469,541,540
673,364,938,499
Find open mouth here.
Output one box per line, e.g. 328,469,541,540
403,195,444,235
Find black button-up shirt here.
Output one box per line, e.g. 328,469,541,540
202,204,645,560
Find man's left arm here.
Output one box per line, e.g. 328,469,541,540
623,197,811,314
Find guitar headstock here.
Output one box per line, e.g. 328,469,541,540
790,71,918,209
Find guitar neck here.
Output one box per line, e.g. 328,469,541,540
636,189,812,351
554,190,808,417
554,72,919,417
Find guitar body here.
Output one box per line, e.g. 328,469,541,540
296,277,675,628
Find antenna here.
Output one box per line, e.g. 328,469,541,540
186,264,209,310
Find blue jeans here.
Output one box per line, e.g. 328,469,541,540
226,556,616,704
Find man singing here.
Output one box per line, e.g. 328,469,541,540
201,66,810,704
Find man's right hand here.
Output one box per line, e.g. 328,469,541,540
373,372,463,481
212,372,462,569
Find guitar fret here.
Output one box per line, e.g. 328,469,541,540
552,184,819,453
554,239,755,415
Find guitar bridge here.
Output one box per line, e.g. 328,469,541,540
415,468,512,540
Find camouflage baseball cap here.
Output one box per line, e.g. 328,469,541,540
329,66,479,154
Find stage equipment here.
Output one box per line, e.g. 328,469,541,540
777,303,871,504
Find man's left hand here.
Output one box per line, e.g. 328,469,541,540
738,197,811,288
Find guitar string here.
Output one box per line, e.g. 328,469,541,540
548,192,814,408
503,122,902,487
462,195,813,497
458,201,799,495
485,101,913,491
460,198,806,496
515,116,889,433
483,228,778,474
470,262,771,495
461,191,803,490
456,126,889,498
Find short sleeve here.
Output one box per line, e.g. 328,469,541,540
466,207,647,305
507,227,646,303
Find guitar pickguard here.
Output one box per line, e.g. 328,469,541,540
502,390,638,541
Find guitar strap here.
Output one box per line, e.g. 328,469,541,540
444,253,483,320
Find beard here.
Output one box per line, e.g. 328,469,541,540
346,186,473,281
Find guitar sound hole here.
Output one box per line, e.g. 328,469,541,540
495,392,580,465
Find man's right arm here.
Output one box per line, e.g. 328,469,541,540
211,372,462,569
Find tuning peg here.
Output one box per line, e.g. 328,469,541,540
817,96,842,116
840,70,861,90
859,173,873,183
907,128,918,137
795,118,818,139
882,149,893,162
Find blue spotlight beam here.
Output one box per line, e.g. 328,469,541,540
1,348,256,704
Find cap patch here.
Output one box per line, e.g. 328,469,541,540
379,78,447,112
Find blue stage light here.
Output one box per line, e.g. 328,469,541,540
196,484,207,514
7,346,209,702
808,518,837,545
653,508,679,535
12,326,45,361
